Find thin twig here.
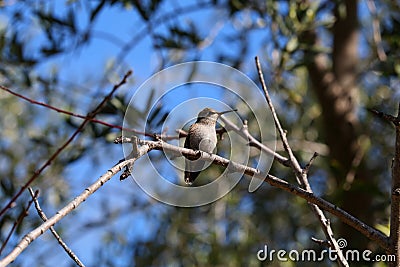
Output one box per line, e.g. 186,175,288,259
369,108,400,126
303,152,319,175
311,237,331,248
0,70,132,218
255,57,304,184
0,191,37,255
0,85,130,132
219,116,290,167
388,104,400,266
28,188,85,267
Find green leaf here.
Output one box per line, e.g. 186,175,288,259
286,37,298,53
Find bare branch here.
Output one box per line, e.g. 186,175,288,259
388,104,400,266
219,116,290,167
28,188,85,267
0,70,132,218
255,57,303,183
0,85,135,133
369,108,400,126
311,237,331,248
255,56,349,266
0,82,184,143
0,191,36,255
303,152,319,176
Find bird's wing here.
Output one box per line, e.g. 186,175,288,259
183,126,204,184
184,128,190,149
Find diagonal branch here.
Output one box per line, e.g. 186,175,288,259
255,57,304,184
255,56,348,265
0,191,37,255
0,70,132,218
369,107,400,127
218,116,290,167
120,137,390,251
0,84,138,134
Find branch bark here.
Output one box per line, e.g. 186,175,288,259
387,104,400,266
390,124,400,266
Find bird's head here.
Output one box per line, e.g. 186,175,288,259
196,108,236,123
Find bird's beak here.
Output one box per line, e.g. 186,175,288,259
217,109,237,116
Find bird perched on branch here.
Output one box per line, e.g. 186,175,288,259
184,107,236,185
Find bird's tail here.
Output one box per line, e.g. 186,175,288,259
184,159,205,185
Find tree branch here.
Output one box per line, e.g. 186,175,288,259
0,84,140,134
218,116,290,167
118,137,390,251
255,57,304,183
387,105,400,266
369,108,400,127
0,191,37,255
0,70,132,218
255,56,348,265
28,188,85,267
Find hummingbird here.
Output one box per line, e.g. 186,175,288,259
184,107,237,185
